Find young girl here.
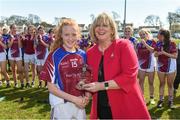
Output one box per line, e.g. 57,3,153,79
40,19,90,119
23,25,36,88
155,29,177,109
8,24,24,88
35,26,50,88
136,28,156,104
0,27,10,87
124,26,137,47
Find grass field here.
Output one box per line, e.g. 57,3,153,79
0,72,180,119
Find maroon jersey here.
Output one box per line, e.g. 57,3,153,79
36,35,50,59
136,39,156,69
10,34,20,57
23,34,35,54
155,41,177,72
40,48,90,97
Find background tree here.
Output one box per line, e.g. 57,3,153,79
90,14,95,22
167,8,180,30
176,7,180,14
112,11,120,20
144,15,162,27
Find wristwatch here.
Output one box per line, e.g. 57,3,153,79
104,82,109,90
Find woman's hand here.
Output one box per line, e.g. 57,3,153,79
83,82,104,92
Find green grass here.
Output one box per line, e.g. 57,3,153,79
144,73,180,119
173,39,180,45
0,86,50,119
0,72,180,119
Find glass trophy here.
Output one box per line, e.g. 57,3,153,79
76,64,93,90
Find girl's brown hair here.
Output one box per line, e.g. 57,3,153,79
159,28,171,52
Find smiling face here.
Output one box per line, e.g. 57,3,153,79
28,25,35,35
139,32,146,39
94,23,113,43
10,24,17,34
61,25,79,52
90,13,117,44
124,27,133,39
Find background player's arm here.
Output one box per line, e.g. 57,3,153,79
7,35,14,48
39,38,50,48
161,50,177,59
0,37,8,49
141,39,154,52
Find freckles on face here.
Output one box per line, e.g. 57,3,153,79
61,25,79,49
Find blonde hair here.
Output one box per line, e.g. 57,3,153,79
139,28,152,40
89,12,118,43
125,26,133,34
50,18,81,51
27,25,35,34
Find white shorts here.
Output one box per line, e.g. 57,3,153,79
138,53,156,72
156,58,177,74
36,59,46,66
50,102,86,120
139,56,156,72
24,53,36,64
8,48,22,61
0,52,7,62
35,50,48,66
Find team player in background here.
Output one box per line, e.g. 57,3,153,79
155,28,177,109
2,27,11,73
22,25,36,88
136,28,156,105
47,28,55,43
40,19,90,119
7,24,24,88
0,27,6,101
78,34,93,51
35,26,51,88
0,27,10,87
124,26,137,47
173,40,180,96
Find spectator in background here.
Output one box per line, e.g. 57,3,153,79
0,27,10,87
136,28,156,105
2,27,11,73
154,28,177,109
78,34,93,51
0,28,5,99
124,26,137,47
7,24,24,88
173,41,180,95
35,26,51,88
22,25,36,88
47,28,55,49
